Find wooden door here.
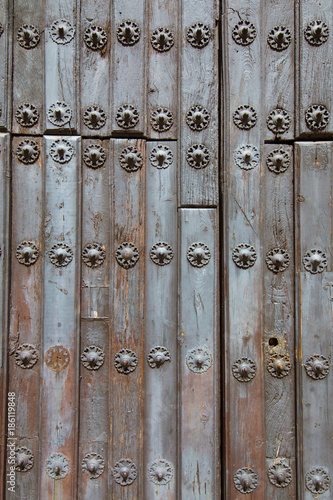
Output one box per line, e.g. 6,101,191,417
0,1,332,499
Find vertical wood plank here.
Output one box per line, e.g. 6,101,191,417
295,142,332,499
180,0,219,205
0,2,12,131
144,141,177,498
110,139,145,499
39,136,80,499
8,136,42,499
179,208,220,499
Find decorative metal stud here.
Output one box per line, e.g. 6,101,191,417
113,458,137,486
186,144,210,169
305,145,328,171
232,20,257,46
15,103,39,127
16,140,40,164
304,354,330,380
82,242,106,268
119,146,143,172
150,242,174,266
268,460,292,488
82,453,105,479
305,467,330,494
234,467,259,493
187,242,211,267
266,248,290,273
83,105,106,130
232,243,257,269
45,345,70,371
117,21,140,46
304,20,329,46
233,105,257,130
115,242,139,269
232,357,256,382
49,139,74,164
150,107,173,132
233,144,259,170
266,148,290,174
116,104,139,129
50,19,75,45
186,105,210,131
83,144,106,169
17,25,40,49
187,22,211,48
305,104,330,131
151,27,174,52
148,458,174,485
16,241,39,266
267,26,292,51
81,345,105,371
47,101,72,127
84,26,107,50
150,144,173,169
147,346,171,368
46,453,70,479
267,108,291,135
15,344,38,369
267,353,291,379
303,249,327,274
49,243,73,267
16,447,34,472
114,349,138,374
186,347,212,374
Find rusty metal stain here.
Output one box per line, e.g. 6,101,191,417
45,345,70,371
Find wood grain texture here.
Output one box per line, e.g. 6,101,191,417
180,0,218,206
179,208,220,499
110,139,145,499
144,141,177,499
295,142,332,499
39,136,80,499
0,2,12,132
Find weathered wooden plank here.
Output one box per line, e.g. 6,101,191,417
12,0,43,134
263,144,296,499
8,136,43,499
79,138,110,498
80,2,111,136
297,2,333,136
112,3,146,135
146,0,178,139
263,0,294,140
110,139,145,499
179,208,220,498
0,2,12,131
295,142,332,499
40,136,80,498
44,2,78,133
180,0,218,205
144,141,177,498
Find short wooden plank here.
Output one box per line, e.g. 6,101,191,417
179,208,220,498
144,141,177,499
8,136,43,499
0,2,12,131
146,0,178,139
263,145,296,499
112,3,146,135
40,136,80,498
80,2,111,136
295,142,332,499
110,139,145,499
180,0,218,205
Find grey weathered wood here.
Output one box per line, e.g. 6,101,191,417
180,0,218,206
0,2,12,131
144,141,177,499
295,142,332,499
110,139,145,499
179,208,220,499
263,144,296,499
40,136,80,498
8,136,43,499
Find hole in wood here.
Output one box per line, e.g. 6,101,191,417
269,337,279,347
